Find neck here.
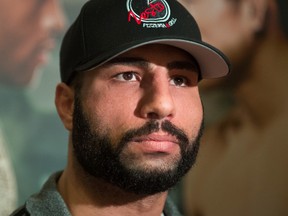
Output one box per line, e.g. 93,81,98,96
235,31,288,127
58,142,167,216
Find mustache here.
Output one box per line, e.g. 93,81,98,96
116,120,189,153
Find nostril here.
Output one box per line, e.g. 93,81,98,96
147,112,159,119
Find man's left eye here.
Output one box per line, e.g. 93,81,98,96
170,76,188,87
114,72,138,81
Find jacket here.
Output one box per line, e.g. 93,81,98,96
10,172,182,216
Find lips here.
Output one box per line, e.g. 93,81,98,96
132,133,179,143
130,133,180,154
33,38,55,66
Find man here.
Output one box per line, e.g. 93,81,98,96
0,0,65,214
11,0,230,215
179,0,288,215
0,0,65,86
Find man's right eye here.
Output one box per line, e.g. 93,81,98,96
169,76,189,87
114,72,139,81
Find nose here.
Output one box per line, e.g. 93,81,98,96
43,0,66,35
138,73,176,120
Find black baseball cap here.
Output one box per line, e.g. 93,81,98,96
60,0,230,84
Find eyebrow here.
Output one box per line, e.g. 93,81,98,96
103,57,200,73
104,57,150,69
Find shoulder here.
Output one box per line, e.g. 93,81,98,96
9,205,30,216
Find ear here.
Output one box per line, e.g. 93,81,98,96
242,0,269,32
55,83,74,131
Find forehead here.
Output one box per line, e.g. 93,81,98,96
179,0,240,17
0,0,46,11
0,0,48,22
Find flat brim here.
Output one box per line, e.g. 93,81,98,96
76,38,230,79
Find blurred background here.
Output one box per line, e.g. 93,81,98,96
0,0,88,214
0,0,287,215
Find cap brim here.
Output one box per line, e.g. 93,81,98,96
158,39,230,78
76,38,230,79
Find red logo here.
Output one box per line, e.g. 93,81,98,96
127,0,171,26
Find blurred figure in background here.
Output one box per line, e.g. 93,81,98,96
0,0,65,214
0,0,65,86
179,0,288,215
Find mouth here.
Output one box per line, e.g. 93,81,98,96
33,39,55,67
130,133,180,154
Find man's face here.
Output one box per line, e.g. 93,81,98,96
179,0,257,66
0,0,65,86
72,44,204,194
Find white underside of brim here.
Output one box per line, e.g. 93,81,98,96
158,39,230,78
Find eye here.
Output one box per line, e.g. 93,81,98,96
169,76,188,87
114,72,139,82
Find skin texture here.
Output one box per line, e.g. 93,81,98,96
55,44,204,216
0,0,65,86
179,0,288,215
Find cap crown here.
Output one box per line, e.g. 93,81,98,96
60,0,230,84
60,0,202,83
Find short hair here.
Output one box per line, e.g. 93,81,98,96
69,71,85,99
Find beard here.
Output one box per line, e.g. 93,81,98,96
72,96,204,195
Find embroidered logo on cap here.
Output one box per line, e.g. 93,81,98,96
127,0,177,28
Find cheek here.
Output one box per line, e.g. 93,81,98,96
84,85,140,134
173,90,203,138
